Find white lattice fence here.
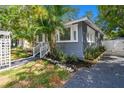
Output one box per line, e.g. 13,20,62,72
0,31,11,68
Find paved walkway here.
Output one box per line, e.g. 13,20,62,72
64,55,124,88
0,56,39,71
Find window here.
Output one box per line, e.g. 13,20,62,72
87,33,95,43
56,24,78,42
87,26,95,43
72,24,78,41
60,28,71,40
37,34,45,42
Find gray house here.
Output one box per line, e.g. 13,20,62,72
34,17,104,59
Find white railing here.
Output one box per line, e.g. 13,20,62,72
33,42,49,58
33,42,41,57
40,42,49,58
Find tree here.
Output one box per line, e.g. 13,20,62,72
0,5,47,46
96,6,124,38
38,5,77,54
0,5,77,53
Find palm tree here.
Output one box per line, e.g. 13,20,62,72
39,5,77,54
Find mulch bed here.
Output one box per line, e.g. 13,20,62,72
43,57,93,72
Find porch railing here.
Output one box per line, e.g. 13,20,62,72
40,42,49,58
33,42,49,58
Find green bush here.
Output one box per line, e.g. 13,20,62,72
57,70,69,80
66,55,78,62
51,49,78,63
99,46,105,52
51,49,68,63
84,46,105,60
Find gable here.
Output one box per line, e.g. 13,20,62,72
65,17,104,36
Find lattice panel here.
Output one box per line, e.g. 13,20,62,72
0,33,11,68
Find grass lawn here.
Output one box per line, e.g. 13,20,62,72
11,47,32,61
0,59,70,88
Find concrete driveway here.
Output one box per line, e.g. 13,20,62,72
64,55,124,88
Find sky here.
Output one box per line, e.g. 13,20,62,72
72,5,99,20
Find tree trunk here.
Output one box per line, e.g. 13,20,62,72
49,31,56,54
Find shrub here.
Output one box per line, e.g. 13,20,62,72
84,48,94,60
99,46,105,52
51,49,78,63
84,46,105,60
51,49,68,63
66,55,78,62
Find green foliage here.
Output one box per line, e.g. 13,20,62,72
44,61,49,67
38,6,78,51
96,6,124,39
0,5,48,45
118,30,124,37
0,60,70,88
66,55,78,62
84,46,105,60
0,5,78,50
51,49,78,63
51,49,68,63
11,47,32,60
33,71,52,87
98,46,106,52
105,31,118,40
57,70,69,80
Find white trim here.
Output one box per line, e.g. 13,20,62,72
65,17,87,25
0,31,11,36
57,24,78,43
56,40,78,43
87,40,95,43
0,31,11,68
42,34,45,42
56,31,60,41
37,33,45,43
70,27,73,41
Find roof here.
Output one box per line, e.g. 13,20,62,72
0,31,11,36
65,17,104,35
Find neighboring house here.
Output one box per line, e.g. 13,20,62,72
35,17,104,59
